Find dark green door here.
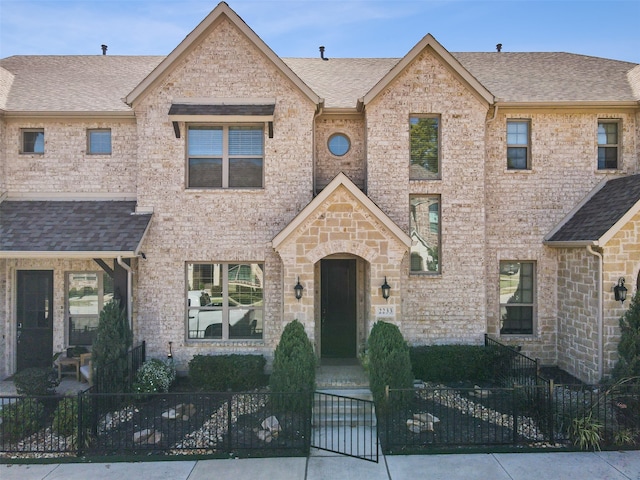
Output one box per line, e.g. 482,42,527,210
17,270,54,371
321,259,356,358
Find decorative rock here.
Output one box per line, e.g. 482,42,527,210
261,415,281,433
413,412,440,424
406,419,434,433
162,403,197,420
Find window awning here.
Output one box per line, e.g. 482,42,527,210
168,102,275,122
0,200,152,258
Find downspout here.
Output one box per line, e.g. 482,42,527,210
117,256,133,332
586,245,603,380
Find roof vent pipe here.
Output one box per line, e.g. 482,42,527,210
319,46,329,61
496,43,502,52
101,44,108,55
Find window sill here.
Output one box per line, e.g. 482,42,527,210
595,169,622,174
503,168,533,174
186,338,264,345
185,187,265,192
409,272,442,278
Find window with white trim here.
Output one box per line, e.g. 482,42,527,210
598,120,620,170
187,263,263,340
187,125,263,188
500,261,535,335
506,120,530,170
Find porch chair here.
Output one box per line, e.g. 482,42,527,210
79,353,93,386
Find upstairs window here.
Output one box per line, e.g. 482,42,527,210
22,128,44,154
187,125,263,188
598,120,620,169
506,120,530,170
410,116,440,180
410,195,440,274
88,129,112,154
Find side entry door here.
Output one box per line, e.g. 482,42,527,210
17,270,54,370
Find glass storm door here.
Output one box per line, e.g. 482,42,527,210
16,270,54,371
321,259,357,358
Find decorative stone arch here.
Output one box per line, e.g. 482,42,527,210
306,240,379,265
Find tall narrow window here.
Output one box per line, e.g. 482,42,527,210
88,129,112,154
500,261,535,335
187,125,263,188
410,116,440,179
506,120,530,170
410,195,440,273
22,128,44,154
187,263,263,340
598,120,620,169
67,272,114,346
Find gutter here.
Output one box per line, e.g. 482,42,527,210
117,256,134,332
586,245,604,380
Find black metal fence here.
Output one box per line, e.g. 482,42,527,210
91,341,146,394
382,381,640,453
484,334,543,387
0,390,311,458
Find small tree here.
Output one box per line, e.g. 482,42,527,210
368,321,414,412
91,300,132,392
612,289,640,381
269,320,316,412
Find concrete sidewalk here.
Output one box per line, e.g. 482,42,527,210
2,449,639,479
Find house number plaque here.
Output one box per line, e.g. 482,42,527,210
376,306,395,318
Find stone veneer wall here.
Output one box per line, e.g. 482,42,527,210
314,115,366,190
132,18,317,370
484,110,638,365
364,47,489,345
3,118,138,195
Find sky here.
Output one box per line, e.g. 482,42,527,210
1,0,639,63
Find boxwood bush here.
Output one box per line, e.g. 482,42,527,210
368,321,413,412
133,358,177,394
188,354,266,391
0,398,44,440
13,367,59,396
269,320,316,412
410,345,494,383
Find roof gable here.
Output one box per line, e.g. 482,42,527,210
125,2,320,107
362,34,494,107
272,172,411,251
545,175,640,246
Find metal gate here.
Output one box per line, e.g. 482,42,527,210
311,391,378,462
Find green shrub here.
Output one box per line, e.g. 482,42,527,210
133,359,177,394
0,398,44,440
52,397,79,437
13,367,59,396
368,321,413,411
91,300,132,393
269,320,316,412
612,290,640,382
188,354,267,391
410,345,494,383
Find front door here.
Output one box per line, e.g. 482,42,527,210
17,270,54,371
321,259,356,358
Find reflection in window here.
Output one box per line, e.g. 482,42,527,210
22,129,44,154
67,272,114,345
187,263,263,340
88,129,112,154
507,120,530,170
410,116,440,179
598,121,619,169
499,261,535,335
410,195,440,273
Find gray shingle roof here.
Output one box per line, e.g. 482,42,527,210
546,175,640,244
0,52,637,111
0,201,151,253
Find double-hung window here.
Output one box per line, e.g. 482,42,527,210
598,120,620,170
187,125,263,188
67,272,114,346
22,128,44,154
410,195,440,273
410,115,440,179
499,261,535,335
506,120,530,170
88,129,112,154
187,263,263,340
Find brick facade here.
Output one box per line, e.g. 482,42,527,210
1,4,639,382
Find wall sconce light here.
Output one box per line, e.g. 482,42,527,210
167,341,173,360
294,277,304,301
614,277,628,304
381,276,391,301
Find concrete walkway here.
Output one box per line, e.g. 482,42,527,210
2,450,640,479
